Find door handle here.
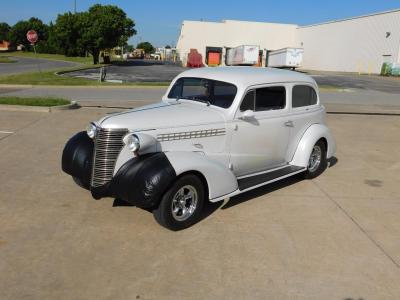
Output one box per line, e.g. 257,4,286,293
284,120,294,127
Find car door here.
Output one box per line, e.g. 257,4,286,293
229,84,292,177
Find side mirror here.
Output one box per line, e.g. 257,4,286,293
240,110,255,120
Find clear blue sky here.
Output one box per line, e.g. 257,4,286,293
1,0,399,47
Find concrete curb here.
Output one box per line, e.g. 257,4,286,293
0,101,80,113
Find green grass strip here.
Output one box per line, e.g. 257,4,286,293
0,56,16,63
0,96,70,107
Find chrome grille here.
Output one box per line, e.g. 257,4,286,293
91,128,127,188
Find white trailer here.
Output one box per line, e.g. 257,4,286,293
226,45,260,66
267,47,303,69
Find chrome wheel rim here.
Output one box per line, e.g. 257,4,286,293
171,185,198,221
308,145,322,172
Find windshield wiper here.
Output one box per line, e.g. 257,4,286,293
180,96,211,106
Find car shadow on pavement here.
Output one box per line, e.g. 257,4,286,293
222,175,304,210
112,157,338,221
112,195,225,223
112,198,135,207
222,156,339,210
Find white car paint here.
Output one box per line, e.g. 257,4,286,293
97,67,335,201
290,124,336,167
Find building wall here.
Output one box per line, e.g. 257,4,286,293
297,10,400,73
176,10,400,74
176,20,298,66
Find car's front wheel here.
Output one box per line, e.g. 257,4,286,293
303,139,327,179
153,174,205,231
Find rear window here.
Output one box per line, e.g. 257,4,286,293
168,77,237,109
292,85,318,108
255,86,286,111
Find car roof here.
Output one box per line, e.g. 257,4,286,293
176,67,316,88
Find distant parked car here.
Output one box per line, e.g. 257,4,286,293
62,67,336,230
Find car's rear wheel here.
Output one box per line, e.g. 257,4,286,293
153,174,205,231
304,139,327,179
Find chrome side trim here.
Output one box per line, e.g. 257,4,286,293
157,128,226,142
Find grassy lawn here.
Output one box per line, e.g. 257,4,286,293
0,51,93,65
0,56,16,63
0,96,70,106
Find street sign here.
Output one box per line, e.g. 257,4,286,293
26,30,38,44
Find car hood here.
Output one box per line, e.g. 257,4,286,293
99,101,226,130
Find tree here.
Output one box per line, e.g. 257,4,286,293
36,22,59,54
8,18,48,49
79,4,136,64
137,42,154,54
165,45,171,49
54,12,85,56
0,22,10,41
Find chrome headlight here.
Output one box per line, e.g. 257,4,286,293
123,133,140,152
86,122,98,139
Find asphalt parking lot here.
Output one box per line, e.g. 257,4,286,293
1,105,400,299
0,56,81,75
63,59,400,93
65,59,187,82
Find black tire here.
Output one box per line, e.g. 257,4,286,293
303,139,328,179
153,174,205,231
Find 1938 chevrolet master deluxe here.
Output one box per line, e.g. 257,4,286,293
62,67,336,230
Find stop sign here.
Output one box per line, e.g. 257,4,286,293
26,30,38,44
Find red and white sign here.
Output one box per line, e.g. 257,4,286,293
26,30,38,44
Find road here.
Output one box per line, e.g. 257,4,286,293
0,107,400,299
311,72,400,94
1,85,400,112
0,56,82,75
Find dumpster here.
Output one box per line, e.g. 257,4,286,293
187,49,203,68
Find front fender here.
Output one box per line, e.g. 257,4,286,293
111,152,176,208
61,131,93,189
290,123,336,167
165,152,238,200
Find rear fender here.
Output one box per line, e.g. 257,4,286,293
290,124,336,167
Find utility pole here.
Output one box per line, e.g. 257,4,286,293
74,0,76,13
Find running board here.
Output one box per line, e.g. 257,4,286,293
237,165,306,191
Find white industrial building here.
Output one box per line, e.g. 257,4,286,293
176,9,400,74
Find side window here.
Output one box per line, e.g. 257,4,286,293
255,86,286,111
292,85,318,108
240,90,255,111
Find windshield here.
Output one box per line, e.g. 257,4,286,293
168,77,237,108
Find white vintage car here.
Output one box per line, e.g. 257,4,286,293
62,67,336,230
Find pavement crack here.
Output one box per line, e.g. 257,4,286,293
312,180,400,269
